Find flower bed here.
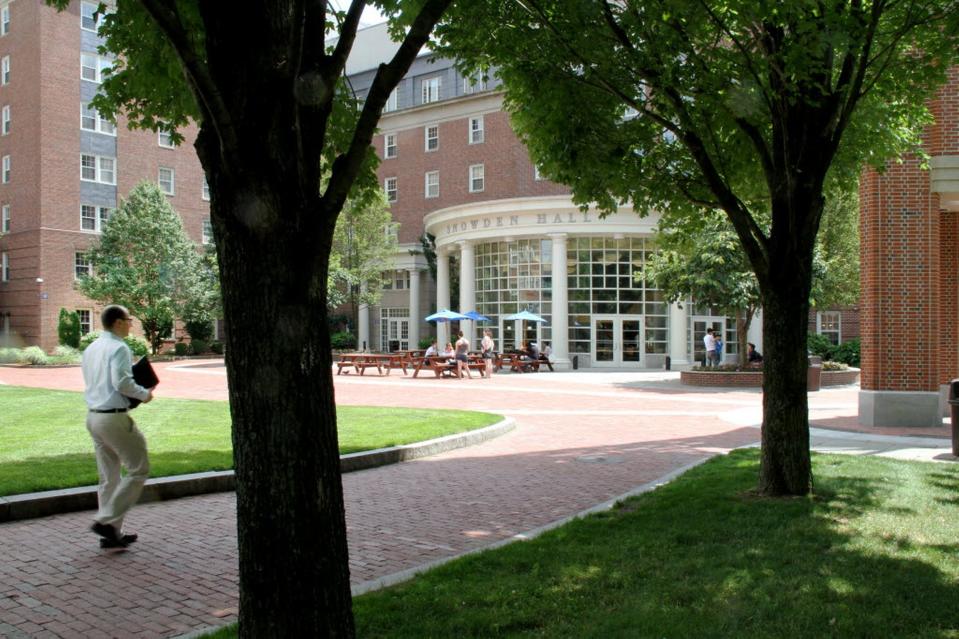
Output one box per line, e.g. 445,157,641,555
681,368,860,387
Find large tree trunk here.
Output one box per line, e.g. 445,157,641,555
210,171,353,636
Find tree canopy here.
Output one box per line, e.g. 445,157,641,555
77,181,211,353
437,0,959,495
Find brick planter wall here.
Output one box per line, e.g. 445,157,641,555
680,369,860,388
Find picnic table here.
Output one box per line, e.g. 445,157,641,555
335,353,409,376
496,352,554,373
411,355,487,378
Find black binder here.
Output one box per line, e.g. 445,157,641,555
128,356,159,409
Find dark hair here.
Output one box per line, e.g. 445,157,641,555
747,342,756,349
101,305,130,329
458,331,464,338
706,328,714,334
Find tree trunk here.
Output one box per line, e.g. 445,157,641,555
212,177,353,637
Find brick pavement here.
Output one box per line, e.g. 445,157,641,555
0,362,949,638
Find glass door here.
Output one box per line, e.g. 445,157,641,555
692,318,724,366
592,316,644,367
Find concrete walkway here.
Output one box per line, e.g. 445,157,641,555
0,362,953,638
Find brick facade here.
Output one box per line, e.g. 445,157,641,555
0,0,208,351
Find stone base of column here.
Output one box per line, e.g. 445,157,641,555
548,357,572,371
859,390,943,427
666,358,691,371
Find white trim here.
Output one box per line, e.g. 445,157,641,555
384,133,397,159
424,124,439,152
425,171,439,199
158,166,175,195
468,163,485,193
80,154,116,185
468,115,484,144
378,92,503,133
384,176,397,202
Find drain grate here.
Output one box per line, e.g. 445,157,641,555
575,454,626,464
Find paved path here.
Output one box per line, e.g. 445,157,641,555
0,363,952,638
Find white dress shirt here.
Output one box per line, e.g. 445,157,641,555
82,332,151,410
703,333,716,352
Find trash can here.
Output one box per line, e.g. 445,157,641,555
665,355,671,371
949,379,959,456
807,355,823,392
572,355,579,370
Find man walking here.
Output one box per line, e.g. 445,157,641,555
82,305,153,549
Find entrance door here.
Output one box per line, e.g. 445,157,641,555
592,315,644,367
380,316,409,352
692,317,724,366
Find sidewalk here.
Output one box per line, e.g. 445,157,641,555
0,363,953,638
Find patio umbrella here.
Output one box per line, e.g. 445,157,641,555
462,310,491,322
425,309,470,322
503,310,547,323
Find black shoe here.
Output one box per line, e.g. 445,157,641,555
99,533,137,549
91,522,120,543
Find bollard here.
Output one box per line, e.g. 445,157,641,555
949,379,959,457
665,355,671,371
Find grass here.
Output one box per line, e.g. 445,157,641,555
211,449,959,638
0,385,500,497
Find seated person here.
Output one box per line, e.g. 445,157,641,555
424,340,438,358
442,342,455,359
747,342,763,364
540,341,552,360
526,341,540,360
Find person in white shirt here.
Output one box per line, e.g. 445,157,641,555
82,305,154,549
703,328,717,367
424,340,438,358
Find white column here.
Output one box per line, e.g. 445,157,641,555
358,282,370,352
408,268,421,349
436,248,450,348
458,240,475,342
668,301,689,368
549,233,571,369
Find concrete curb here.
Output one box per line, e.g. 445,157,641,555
0,418,514,523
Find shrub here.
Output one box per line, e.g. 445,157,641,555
174,342,189,356
807,332,835,360
79,331,100,351
210,341,224,355
831,338,861,367
184,319,214,343
190,339,210,355
19,346,48,365
49,345,81,365
330,331,356,350
125,335,150,358
57,308,82,348
822,361,849,371
0,348,20,363
418,337,434,349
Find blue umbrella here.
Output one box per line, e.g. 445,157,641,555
503,310,547,323
425,309,470,322
462,310,491,322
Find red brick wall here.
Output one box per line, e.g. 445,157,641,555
375,108,569,244
859,66,959,392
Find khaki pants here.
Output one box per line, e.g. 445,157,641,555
86,412,150,533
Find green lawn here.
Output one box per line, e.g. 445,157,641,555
209,449,959,638
0,385,500,497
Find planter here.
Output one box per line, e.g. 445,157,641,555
680,368,860,388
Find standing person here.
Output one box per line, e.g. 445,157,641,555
714,333,724,366
82,305,154,549
703,328,717,367
454,330,472,379
481,329,495,378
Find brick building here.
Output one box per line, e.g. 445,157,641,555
859,67,959,427
0,0,209,351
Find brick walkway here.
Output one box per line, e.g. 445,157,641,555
0,362,949,638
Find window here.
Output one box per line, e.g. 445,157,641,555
384,88,398,113
394,270,409,290
384,177,397,202
1,56,9,85
1,155,9,183
469,116,484,144
817,311,841,345
534,165,544,181
202,218,213,245
384,133,397,159
469,164,485,193
158,129,174,148
80,53,111,83
202,176,210,201
74,252,92,280
463,71,487,94
1,105,8,135
1,251,7,282
1,204,8,232
80,103,115,135
421,76,441,104
424,125,438,152
425,171,439,198
77,310,92,335
158,167,175,195
80,154,116,185
80,204,111,232
1,5,9,36
80,1,104,32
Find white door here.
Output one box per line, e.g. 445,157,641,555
691,317,724,365
591,315,644,367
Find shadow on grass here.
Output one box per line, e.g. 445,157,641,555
352,450,959,638
0,450,234,497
